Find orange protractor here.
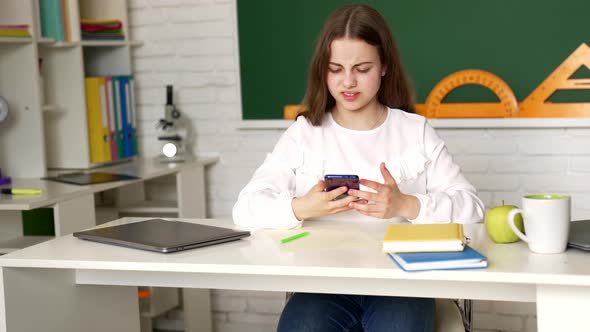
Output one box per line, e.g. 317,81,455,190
421,69,519,118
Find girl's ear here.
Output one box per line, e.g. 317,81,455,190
381,65,387,77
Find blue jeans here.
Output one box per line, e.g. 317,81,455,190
277,293,435,332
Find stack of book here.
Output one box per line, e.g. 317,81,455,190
0,24,31,38
81,19,124,40
383,223,487,272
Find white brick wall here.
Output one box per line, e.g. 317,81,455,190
129,1,590,331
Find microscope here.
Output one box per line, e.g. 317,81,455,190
156,85,190,162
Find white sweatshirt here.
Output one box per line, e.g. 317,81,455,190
233,108,485,229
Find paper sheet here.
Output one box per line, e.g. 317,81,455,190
265,223,381,252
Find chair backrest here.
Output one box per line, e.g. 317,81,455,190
435,299,465,332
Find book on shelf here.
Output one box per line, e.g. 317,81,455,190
39,0,80,41
39,0,65,41
382,223,465,253
105,77,118,161
85,75,138,163
85,77,112,163
112,76,125,159
81,33,124,40
0,30,32,37
0,25,29,30
117,76,132,157
388,245,487,272
0,24,31,37
60,0,70,42
80,18,124,40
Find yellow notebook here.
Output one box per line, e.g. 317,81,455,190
382,223,465,253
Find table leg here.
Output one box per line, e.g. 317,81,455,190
0,267,139,332
177,163,206,219
177,166,212,332
53,193,96,235
536,285,590,331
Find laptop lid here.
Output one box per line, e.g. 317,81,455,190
568,219,590,251
73,219,250,253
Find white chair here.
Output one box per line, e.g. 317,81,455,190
435,299,470,332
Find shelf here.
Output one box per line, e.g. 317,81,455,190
45,40,143,48
37,38,55,44
117,201,178,214
42,104,59,112
0,37,33,44
0,236,53,255
80,40,139,47
129,40,144,47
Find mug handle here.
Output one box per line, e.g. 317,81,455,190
507,208,529,243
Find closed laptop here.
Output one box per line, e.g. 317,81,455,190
73,218,250,253
568,219,590,251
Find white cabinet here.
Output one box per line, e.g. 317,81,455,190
0,0,141,177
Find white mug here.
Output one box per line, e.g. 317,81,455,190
507,194,570,254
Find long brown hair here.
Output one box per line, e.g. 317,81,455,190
299,4,415,126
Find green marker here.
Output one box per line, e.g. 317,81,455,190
1,188,43,195
280,231,310,244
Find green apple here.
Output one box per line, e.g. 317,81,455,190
484,205,524,243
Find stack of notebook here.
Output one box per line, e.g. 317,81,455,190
81,19,124,40
383,223,487,272
0,24,31,38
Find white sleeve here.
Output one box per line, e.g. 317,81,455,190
408,122,485,224
232,127,303,230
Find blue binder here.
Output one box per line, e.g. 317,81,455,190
118,76,133,157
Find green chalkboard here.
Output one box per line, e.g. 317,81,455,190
237,0,590,119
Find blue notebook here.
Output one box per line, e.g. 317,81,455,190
388,245,487,272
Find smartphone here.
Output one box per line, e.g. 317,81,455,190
324,174,360,200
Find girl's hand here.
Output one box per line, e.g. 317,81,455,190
291,180,358,221
347,162,420,219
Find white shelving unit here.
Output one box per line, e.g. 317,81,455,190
0,0,45,177
0,0,141,177
0,2,183,330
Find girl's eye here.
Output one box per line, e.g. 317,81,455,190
357,67,371,73
328,67,342,73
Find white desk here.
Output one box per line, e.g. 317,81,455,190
1,218,589,332
0,157,218,252
0,157,218,332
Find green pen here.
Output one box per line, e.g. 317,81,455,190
1,188,43,195
280,231,310,244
